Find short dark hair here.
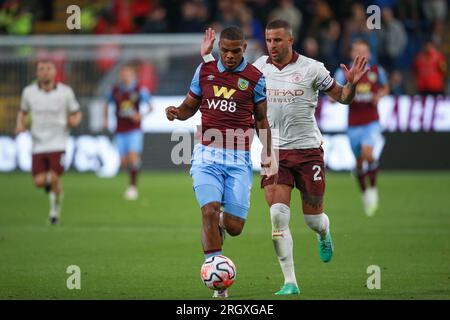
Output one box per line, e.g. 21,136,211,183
220,26,245,41
266,19,293,34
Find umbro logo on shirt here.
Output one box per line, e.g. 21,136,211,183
207,75,215,81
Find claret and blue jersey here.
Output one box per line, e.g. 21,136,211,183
189,58,266,151
334,64,388,157
188,58,267,219
107,81,152,156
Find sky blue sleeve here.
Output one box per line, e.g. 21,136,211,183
189,63,203,97
334,68,346,86
139,87,152,104
378,66,388,86
253,75,266,103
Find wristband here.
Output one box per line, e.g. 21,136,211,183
202,54,215,63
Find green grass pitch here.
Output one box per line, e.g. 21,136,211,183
0,171,449,300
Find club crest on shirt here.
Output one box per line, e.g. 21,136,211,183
368,71,377,83
291,73,303,83
237,78,249,91
129,92,139,102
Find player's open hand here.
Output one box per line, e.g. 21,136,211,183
201,28,215,57
340,55,369,85
165,106,179,121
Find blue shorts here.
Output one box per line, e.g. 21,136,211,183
190,144,253,220
347,121,382,158
115,129,144,157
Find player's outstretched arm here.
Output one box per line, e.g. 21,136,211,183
254,100,278,180
165,94,201,121
68,111,82,128
326,55,369,105
200,28,216,58
15,110,28,134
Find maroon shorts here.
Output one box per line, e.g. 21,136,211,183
32,151,65,176
261,148,325,197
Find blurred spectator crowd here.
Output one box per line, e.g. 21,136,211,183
0,0,449,95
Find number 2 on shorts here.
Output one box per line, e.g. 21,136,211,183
312,165,322,181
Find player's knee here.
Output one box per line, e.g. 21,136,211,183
129,157,141,170
361,147,374,162
33,175,46,187
50,171,59,181
202,204,220,222
270,203,290,231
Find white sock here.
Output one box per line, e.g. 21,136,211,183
304,213,330,238
49,192,61,218
270,203,297,285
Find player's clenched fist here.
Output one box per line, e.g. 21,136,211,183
165,106,179,121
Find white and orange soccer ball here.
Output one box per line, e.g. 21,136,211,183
200,255,236,290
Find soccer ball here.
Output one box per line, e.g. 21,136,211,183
200,255,236,290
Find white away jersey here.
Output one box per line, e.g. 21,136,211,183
253,53,334,149
20,83,80,154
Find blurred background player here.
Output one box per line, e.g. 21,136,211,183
334,39,390,217
201,19,368,295
413,40,447,97
166,26,276,298
15,60,82,225
103,63,153,200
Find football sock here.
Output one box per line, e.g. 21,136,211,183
304,213,330,238
49,192,61,218
356,167,367,192
129,168,138,187
367,161,379,188
204,250,222,260
270,203,297,285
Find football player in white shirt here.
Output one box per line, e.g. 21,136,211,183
201,20,368,295
15,60,82,225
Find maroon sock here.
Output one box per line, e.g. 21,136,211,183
356,169,367,192
367,167,378,187
129,169,138,187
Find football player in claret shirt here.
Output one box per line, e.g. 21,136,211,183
104,63,153,200
201,19,369,295
335,39,389,217
166,26,277,298
16,60,82,225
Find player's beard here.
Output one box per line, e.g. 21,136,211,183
39,79,53,86
271,46,289,64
